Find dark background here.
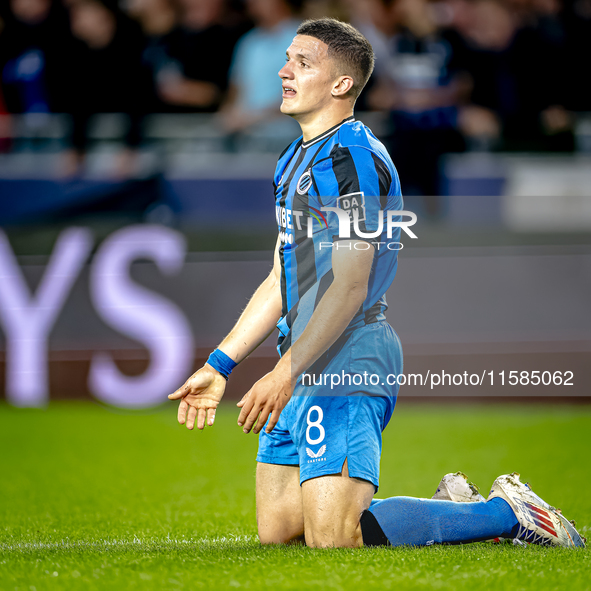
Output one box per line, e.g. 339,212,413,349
0,0,590,406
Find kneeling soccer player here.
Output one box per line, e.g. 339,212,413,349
169,18,585,549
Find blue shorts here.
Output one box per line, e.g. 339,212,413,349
256,321,403,490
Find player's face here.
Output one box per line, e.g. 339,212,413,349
278,35,339,120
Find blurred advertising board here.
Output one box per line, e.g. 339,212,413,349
1,221,590,407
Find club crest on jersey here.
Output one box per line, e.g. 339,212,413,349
337,192,366,222
296,170,312,195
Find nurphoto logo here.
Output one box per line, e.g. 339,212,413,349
275,200,417,248
311,204,417,240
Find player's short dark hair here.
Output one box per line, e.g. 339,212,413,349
296,18,375,99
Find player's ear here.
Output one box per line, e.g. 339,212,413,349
331,75,354,98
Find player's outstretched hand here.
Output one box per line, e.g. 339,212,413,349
168,364,227,430
236,367,292,435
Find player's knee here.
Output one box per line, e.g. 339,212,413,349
304,512,363,548
258,525,285,545
257,515,304,545
258,529,290,545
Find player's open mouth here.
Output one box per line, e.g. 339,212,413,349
282,86,296,98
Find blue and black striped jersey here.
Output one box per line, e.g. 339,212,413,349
274,116,403,356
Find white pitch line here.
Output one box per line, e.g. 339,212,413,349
0,535,257,552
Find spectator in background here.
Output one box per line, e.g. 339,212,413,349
125,0,181,113
366,0,467,210
63,0,148,176
529,0,579,149
220,0,300,138
434,0,503,149
563,0,591,118
136,0,244,112
457,0,573,151
0,11,10,152
0,0,73,119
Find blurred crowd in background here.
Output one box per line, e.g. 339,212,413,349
0,0,590,195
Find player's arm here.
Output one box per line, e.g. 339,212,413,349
168,237,283,430
237,242,374,434
283,242,373,377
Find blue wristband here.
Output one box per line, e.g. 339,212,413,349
207,349,237,380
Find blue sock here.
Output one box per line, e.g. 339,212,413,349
361,497,519,546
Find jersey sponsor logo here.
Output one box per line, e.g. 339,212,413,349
296,170,312,195
276,206,304,244
306,445,326,459
337,192,366,223
278,230,293,244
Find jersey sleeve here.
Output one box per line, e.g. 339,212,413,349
310,145,401,243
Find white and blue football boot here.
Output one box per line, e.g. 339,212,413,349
370,471,484,510
432,472,486,503
488,472,586,548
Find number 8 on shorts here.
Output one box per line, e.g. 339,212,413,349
306,406,325,445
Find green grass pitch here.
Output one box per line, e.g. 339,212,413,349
1,400,589,590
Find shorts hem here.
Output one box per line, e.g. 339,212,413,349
256,454,299,466
347,470,379,490
299,465,379,489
